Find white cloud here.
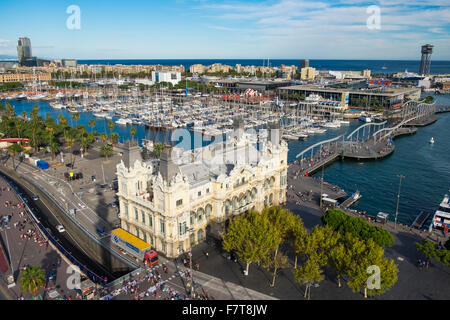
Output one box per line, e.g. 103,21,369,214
0,39,11,47
197,0,450,59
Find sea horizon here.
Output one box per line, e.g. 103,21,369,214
2,58,448,75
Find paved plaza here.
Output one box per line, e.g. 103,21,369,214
1,141,450,300
0,176,82,300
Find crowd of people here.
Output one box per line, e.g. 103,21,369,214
100,265,210,301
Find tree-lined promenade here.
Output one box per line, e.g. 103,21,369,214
222,206,398,299
0,102,166,164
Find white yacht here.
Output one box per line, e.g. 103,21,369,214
430,137,434,144
115,118,132,125
432,194,450,229
51,103,65,109
322,120,341,128
359,115,372,123
93,113,108,118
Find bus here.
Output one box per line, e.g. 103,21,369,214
110,228,158,266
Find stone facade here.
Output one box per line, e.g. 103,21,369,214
116,127,288,258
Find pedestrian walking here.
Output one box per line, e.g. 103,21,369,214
205,251,209,259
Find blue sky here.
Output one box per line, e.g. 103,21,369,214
0,0,449,60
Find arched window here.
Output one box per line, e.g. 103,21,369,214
251,188,257,200
197,208,204,221
224,200,231,215
205,205,212,218
269,193,273,204
232,197,238,210
197,229,204,242
238,194,244,208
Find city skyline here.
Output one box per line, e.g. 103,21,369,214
0,0,449,60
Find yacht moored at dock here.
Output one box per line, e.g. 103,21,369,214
432,194,450,229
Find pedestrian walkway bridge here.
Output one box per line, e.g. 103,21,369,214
295,100,441,175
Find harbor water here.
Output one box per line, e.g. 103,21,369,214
289,94,450,226
3,93,450,226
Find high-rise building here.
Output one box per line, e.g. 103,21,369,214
300,67,316,80
300,59,309,69
419,44,433,75
17,37,32,65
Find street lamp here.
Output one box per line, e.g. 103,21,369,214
319,165,324,209
394,174,405,230
187,227,195,299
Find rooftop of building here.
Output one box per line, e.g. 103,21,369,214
278,83,419,96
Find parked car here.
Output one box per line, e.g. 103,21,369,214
96,227,108,237
56,225,66,233
31,195,39,201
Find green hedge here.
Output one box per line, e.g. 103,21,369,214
322,209,395,248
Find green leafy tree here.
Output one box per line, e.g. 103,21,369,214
222,210,278,276
262,206,299,287
293,259,324,299
19,265,46,297
346,238,398,298
328,233,354,288
322,209,394,248
415,239,450,266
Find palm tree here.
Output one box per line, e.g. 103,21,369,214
107,120,114,138
48,137,60,160
19,265,46,297
130,127,137,143
110,132,119,150
30,118,41,153
21,111,27,119
100,144,113,162
100,133,108,144
6,102,15,117
30,105,39,119
88,119,96,133
153,143,165,158
8,143,23,171
58,114,68,127
72,112,80,128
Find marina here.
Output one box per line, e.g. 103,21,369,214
1,91,449,228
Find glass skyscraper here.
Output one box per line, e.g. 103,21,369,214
17,37,32,64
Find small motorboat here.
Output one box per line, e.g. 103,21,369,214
429,137,434,144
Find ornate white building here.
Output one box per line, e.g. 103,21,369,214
116,121,288,258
